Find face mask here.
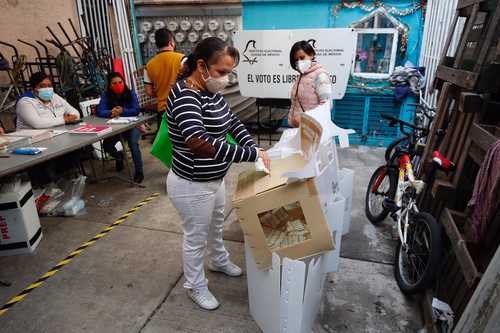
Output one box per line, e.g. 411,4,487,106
111,82,125,95
202,64,229,93
296,59,312,74
37,87,54,101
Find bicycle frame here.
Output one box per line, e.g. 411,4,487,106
395,154,422,250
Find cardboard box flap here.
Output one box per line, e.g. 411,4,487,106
300,113,322,160
233,153,309,204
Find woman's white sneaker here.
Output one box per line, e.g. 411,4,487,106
188,287,219,310
208,261,243,277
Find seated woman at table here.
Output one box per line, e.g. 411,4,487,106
16,72,80,129
96,72,144,183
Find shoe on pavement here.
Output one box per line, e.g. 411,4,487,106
188,287,219,310
134,172,144,183
115,152,124,172
208,261,243,277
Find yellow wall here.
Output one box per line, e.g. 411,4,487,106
0,0,80,62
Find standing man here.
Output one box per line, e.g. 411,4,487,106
144,29,184,115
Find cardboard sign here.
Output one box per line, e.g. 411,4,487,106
233,28,357,99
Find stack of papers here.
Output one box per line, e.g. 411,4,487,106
5,129,52,143
106,117,139,124
1,135,30,148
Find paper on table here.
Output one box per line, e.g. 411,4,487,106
107,117,139,124
50,130,67,137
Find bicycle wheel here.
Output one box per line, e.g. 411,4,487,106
394,212,442,294
365,166,397,224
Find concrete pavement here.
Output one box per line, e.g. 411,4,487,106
0,142,422,332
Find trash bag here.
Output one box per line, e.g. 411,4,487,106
38,176,87,217
151,113,237,169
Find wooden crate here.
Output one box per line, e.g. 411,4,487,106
435,0,500,91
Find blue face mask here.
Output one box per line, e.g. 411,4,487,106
37,87,54,101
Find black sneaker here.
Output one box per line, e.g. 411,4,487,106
115,158,124,172
115,152,124,171
134,172,144,184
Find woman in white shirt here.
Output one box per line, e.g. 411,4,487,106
16,72,80,129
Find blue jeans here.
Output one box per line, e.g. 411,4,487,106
103,128,143,174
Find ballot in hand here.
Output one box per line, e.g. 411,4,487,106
258,149,271,172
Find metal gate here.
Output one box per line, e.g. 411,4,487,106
419,0,464,107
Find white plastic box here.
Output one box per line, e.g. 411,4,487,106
323,194,346,273
339,168,354,235
243,155,345,332
245,243,327,333
0,181,43,256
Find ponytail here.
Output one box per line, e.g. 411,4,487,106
178,53,198,79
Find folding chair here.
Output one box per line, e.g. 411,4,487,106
78,98,144,187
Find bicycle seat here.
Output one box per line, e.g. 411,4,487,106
431,151,455,172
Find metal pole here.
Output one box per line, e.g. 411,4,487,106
17,39,42,61
90,0,101,52
36,40,55,82
76,0,87,37
117,0,131,83
96,0,109,55
83,0,92,41
111,0,127,79
46,26,64,48
129,0,143,67
94,0,107,54
122,0,138,91
103,0,115,58
57,22,82,58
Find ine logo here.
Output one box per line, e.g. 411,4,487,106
307,39,317,48
243,40,258,65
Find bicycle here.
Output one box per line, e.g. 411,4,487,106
364,114,455,294
407,102,436,175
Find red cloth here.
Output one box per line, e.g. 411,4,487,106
113,58,125,81
468,139,500,242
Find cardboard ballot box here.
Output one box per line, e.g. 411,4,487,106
233,153,335,269
0,181,42,256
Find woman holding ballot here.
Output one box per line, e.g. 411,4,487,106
165,37,270,310
288,40,333,128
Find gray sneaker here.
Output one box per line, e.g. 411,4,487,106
188,287,220,310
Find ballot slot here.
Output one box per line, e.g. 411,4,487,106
258,202,311,251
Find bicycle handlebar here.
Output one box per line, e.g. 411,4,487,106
381,114,428,135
